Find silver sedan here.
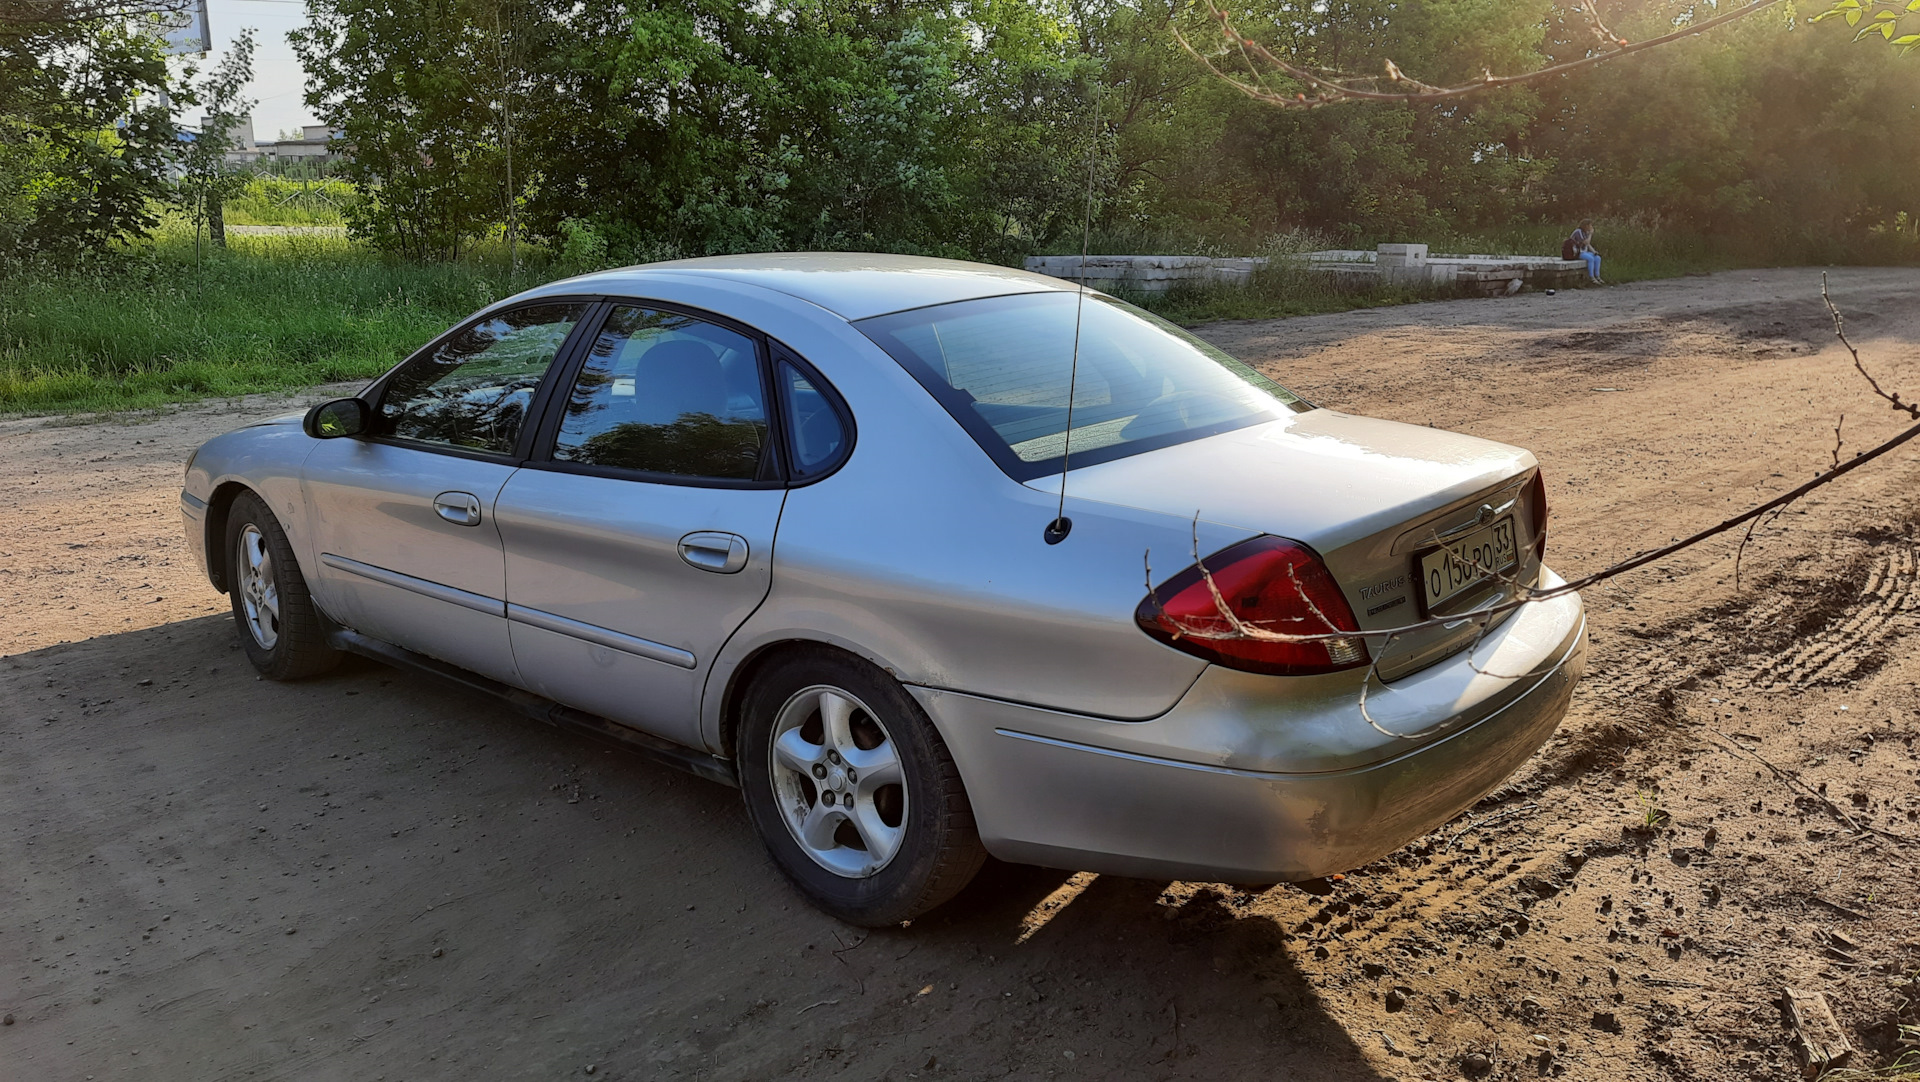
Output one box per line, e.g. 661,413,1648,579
180,254,1585,926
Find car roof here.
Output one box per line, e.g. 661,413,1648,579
533,252,1081,322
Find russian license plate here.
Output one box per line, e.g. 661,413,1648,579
1419,515,1518,611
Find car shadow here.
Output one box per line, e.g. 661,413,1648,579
0,614,1394,1081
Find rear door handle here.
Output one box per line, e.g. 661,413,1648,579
678,531,748,574
433,491,483,527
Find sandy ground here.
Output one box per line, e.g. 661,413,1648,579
3,266,1918,1081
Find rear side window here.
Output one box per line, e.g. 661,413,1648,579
856,292,1308,480
550,305,771,481
777,358,848,480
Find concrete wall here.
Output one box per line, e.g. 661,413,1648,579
1025,245,1589,295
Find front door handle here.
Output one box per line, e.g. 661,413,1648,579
433,491,483,527
678,531,749,574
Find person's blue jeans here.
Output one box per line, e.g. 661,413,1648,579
1580,251,1601,281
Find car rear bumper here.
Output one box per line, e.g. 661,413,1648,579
911,574,1585,883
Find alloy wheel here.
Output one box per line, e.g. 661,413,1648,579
237,523,281,650
767,685,908,878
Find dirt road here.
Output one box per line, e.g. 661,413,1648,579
3,267,1918,1081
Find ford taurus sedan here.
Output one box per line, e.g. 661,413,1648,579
180,254,1585,926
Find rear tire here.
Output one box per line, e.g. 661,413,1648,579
738,649,985,927
226,491,341,680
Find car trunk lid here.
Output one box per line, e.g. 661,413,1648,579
1028,409,1544,681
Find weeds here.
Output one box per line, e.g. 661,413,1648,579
1822,1050,1920,1081
0,226,529,414
222,177,358,228
1634,788,1671,830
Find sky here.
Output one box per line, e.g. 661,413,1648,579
192,0,320,137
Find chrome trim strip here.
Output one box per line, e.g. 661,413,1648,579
506,603,697,670
992,728,1283,779
180,490,208,512
318,553,507,618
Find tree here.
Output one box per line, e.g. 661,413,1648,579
177,26,255,251
0,5,183,261
291,0,524,260
1175,0,1785,109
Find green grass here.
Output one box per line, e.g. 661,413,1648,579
222,177,357,227
0,227,536,415
1120,270,1461,326
10,213,1917,416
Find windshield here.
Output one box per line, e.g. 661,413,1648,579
855,291,1310,480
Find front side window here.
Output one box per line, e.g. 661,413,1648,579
380,302,588,455
856,292,1309,480
550,305,771,481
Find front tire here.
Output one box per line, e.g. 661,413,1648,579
738,649,985,927
226,491,341,680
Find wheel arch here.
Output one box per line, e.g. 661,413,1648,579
714,638,907,763
203,480,257,594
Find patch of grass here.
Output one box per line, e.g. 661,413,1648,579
0,227,544,415
1823,1049,1920,1081
1634,788,1671,830
222,177,358,227
1431,221,1736,285
1121,270,1455,326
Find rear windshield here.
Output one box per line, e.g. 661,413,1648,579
856,291,1310,481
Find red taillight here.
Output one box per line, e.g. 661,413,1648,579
1528,468,1549,558
1135,536,1370,676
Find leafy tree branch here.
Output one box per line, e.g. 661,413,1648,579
1814,0,1920,53
1173,0,1786,109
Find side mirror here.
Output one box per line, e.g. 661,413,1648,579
304,397,371,439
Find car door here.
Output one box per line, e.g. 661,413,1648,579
302,299,596,685
493,303,812,751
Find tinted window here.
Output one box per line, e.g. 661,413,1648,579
856,292,1309,480
779,360,846,479
380,302,587,455
551,305,769,481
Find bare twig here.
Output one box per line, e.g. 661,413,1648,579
1708,731,1918,846
1824,272,1920,419
1152,415,1920,650
1733,502,1793,592
1174,0,1783,110
1143,284,1920,739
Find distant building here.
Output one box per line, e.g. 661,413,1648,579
214,115,261,164
258,124,346,162
209,118,346,165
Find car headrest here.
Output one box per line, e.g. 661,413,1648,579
629,338,726,425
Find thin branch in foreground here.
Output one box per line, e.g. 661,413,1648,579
1144,283,1920,737
1174,0,1784,110
1151,414,1920,652
1824,272,1920,420
1708,731,1918,846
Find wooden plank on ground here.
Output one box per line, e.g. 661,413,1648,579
1784,986,1854,1078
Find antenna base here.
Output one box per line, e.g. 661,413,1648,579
1044,517,1073,545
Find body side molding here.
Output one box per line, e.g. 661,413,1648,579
319,553,507,618
505,603,698,670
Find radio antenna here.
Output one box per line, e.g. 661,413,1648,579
1044,85,1099,546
